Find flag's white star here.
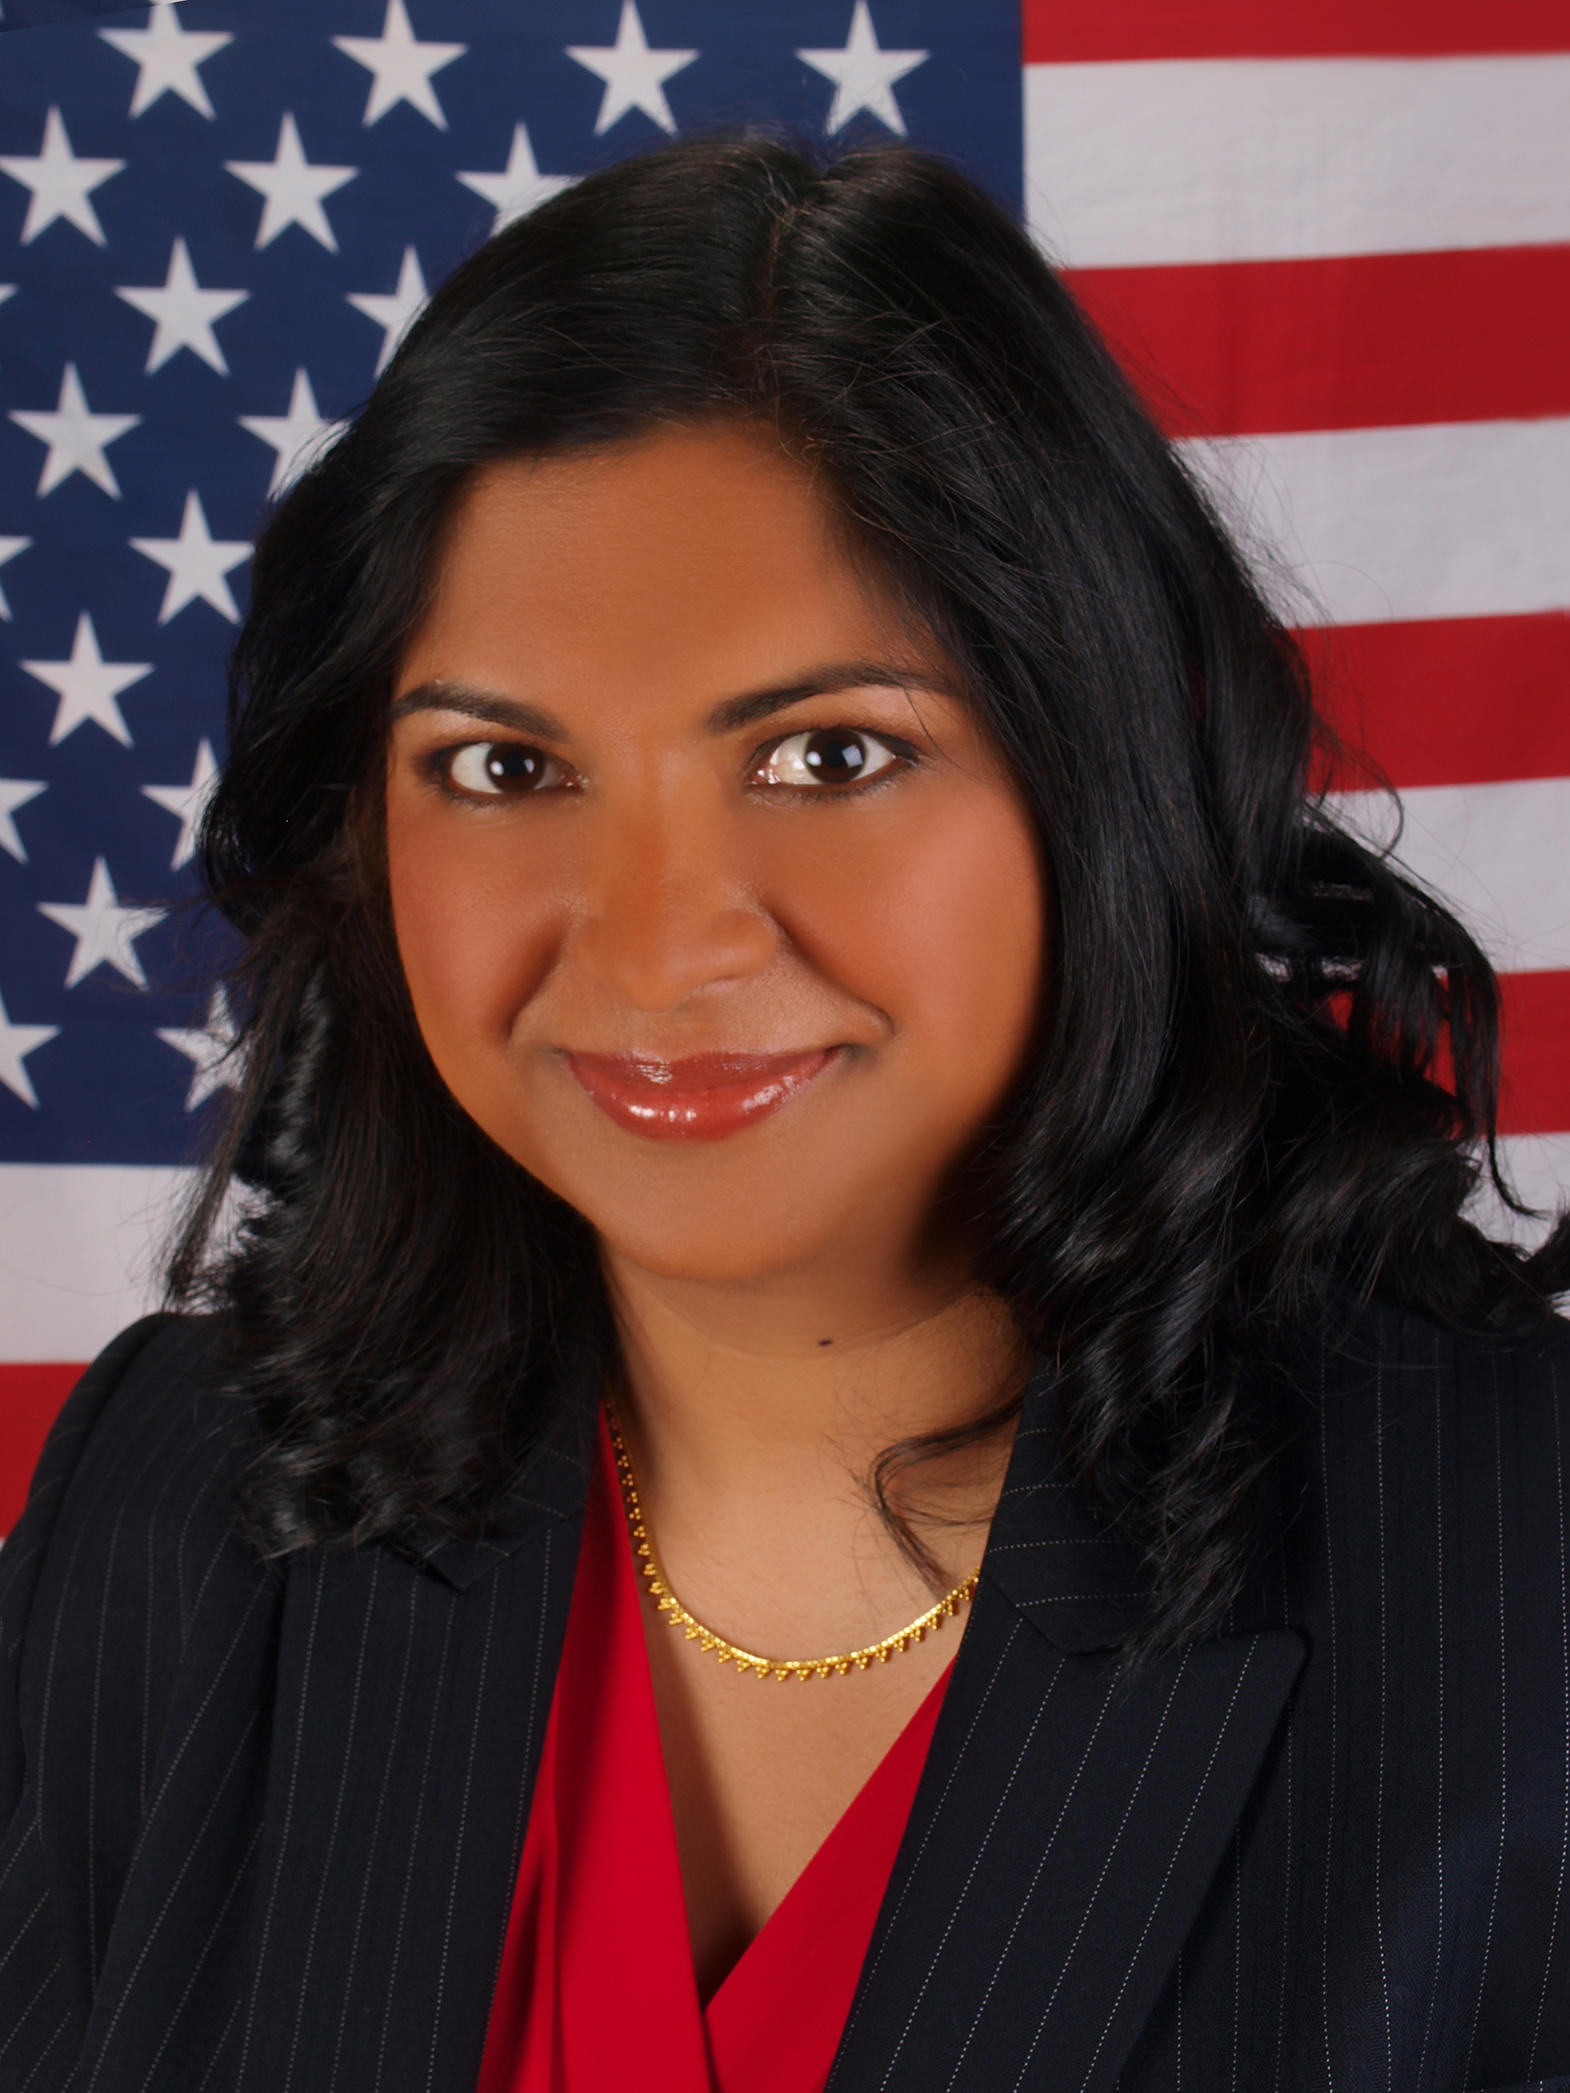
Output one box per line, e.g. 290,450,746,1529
0,778,46,864
131,491,250,624
240,369,340,497
333,0,465,129
0,287,14,310
99,1,233,119
225,113,357,253
20,612,151,747
566,2,696,136
38,858,166,991
142,737,220,870
456,123,574,232
0,536,30,620
0,986,57,1110
158,987,242,1111
8,363,141,498
347,247,428,375
0,106,124,245
797,3,928,136
116,237,249,376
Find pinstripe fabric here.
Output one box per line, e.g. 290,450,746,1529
1,1298,1567,2091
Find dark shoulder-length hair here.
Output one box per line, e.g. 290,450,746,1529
172,131,1568,1666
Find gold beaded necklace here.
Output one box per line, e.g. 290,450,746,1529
605,1404,982,1682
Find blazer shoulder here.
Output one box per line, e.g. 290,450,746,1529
1315,1288,1570,1420
1,1312,266,1691
1269,1289,1570,1610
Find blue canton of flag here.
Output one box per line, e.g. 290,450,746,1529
0,0,1020,1209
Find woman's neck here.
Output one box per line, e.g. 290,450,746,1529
598,1240,1030,1595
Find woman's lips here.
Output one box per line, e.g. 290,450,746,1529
563,1047,841,1142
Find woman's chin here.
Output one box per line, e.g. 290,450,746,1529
591,1220,832,1291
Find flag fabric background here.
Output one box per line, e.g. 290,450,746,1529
0,0,1564,1530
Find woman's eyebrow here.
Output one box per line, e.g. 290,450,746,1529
388,661,954,741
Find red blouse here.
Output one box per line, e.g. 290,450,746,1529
477,1409,952,2093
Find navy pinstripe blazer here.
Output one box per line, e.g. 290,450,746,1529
1,1297,1568,2092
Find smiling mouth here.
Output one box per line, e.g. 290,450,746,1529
562,1048,842,1142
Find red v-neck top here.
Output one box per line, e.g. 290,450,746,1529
476,1409,953,2093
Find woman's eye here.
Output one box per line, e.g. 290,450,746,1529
753,728,903,791
434,730,906,799
443,742,562,797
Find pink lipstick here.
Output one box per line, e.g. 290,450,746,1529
564,1048,840,1142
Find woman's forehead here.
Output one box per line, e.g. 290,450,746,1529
440,424,827,566
403,423,946,709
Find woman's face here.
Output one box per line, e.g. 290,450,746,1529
386,420,1046,1288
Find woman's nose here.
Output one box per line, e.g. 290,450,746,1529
568,789,779,1012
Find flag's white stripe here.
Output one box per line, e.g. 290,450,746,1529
1330,777,1570,973
3,1115,1569,1369
0,1131,1554,1377
0,1165,193,1362
1025,56,1570,268
1179,419,1570,629
1469,1132,1570,1251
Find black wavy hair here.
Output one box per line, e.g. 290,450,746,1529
170,132,1569,1667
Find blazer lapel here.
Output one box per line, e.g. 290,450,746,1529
222,1344,602,2093
825,1361,1306,2093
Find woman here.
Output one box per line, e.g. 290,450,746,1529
1,134,1566,2092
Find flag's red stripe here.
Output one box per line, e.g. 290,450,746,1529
1500,971,1570,1137
1303,614,1570,790
1025,0,1569,62
1066,247,1570,440
0,1362,83,1536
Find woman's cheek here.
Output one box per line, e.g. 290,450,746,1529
767,787,1045,1084
385,794,559,1069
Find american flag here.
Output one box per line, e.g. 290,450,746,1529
0,0,1564,1529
